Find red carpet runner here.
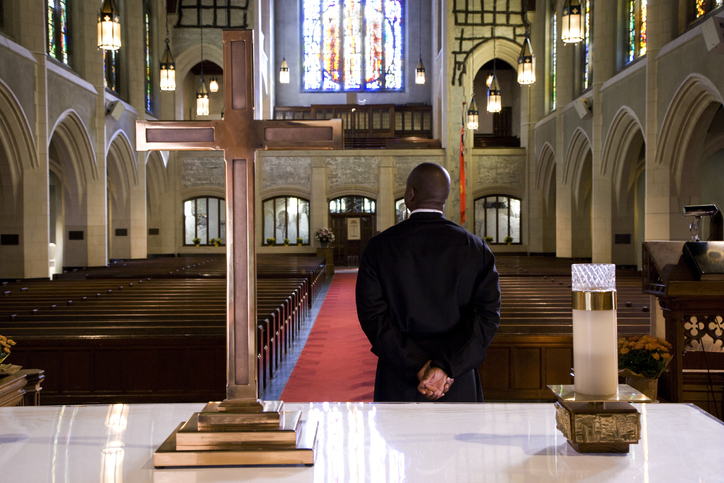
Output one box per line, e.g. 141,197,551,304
280,271,377,402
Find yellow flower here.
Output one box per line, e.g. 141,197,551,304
652,353,660,360
662,352,671,359
620,347,630,355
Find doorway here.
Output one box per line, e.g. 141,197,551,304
328,196,376,266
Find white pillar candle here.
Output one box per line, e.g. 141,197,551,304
571,264,618,397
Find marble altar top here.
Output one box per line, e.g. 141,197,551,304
1,402,722,482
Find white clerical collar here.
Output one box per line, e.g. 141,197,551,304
410,208,444,215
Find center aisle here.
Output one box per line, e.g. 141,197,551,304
280,271,377,402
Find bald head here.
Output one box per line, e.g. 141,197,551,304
404,163,451,212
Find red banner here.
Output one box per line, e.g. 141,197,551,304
459,125,466,224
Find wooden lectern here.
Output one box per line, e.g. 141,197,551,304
642,241,724,413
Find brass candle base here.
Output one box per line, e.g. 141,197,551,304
548,384,651,454
154,400,317,467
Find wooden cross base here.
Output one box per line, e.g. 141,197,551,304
153,400,317,467
553,395,642,454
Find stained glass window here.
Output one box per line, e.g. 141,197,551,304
550,0,557,111
144,3,152,113
582,0,592,91
302,0,403,92
329,196,376,213
474,195,521,244
395,198,408,224
47,0,70,65
263,197,310,245
627,0,647,63
184,197,226,245
691,0,723,23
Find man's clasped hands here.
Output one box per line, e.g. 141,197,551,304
416,360,454,401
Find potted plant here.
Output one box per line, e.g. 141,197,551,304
193,237,201,247
283,238,290,246
484,236,493,244
296,237,303,246
618,335,672,401
0,334,16,365
504,236,513,245
266,237,276,246
209,238,221,247
315,227,335,248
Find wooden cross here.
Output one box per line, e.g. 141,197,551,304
136,30,342,401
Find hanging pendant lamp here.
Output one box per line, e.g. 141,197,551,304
279,57,290,84
415,6,425,85
487,74,502,113
196,27,209,116
517,35,535,85
279,0,290,84
467,94,479,130
98,0,121,51
160,8,175,91
209,77,219,92
562,0,584,43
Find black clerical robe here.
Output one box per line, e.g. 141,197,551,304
356,212,501,402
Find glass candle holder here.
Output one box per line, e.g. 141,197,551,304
571,264,618,397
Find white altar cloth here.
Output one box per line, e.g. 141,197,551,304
1,402,722,482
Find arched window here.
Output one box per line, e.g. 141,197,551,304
184,196,226,245
626,0,647,63
144,1,153,113
302,0,403,92
690,0,723,23
395,198,408,224
549,0,557,111
263,196,310,245
47,0,71,65
474,195,521,244
581,0,593,91
329,196,376,214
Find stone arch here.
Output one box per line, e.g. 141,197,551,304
50,110,98,198
0,79,36,213
656,74,724,195
48,110,97,268
602,107,645,212
174,43,224,119
563,128,592,203
106,132,137,260
0,79,37,278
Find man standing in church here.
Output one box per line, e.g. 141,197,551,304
356,162,501,402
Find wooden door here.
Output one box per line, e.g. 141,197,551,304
328,196,377,266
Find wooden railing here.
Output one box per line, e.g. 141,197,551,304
274,103,438,149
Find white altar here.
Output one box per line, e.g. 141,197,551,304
1,402,722,482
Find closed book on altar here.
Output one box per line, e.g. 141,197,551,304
682,241,724,281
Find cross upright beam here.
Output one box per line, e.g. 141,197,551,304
136,30,342,401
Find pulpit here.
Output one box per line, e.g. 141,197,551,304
642,241,724,415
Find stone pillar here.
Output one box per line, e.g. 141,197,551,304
590,0,618,263
310,158,328,246
377,157,395,232
20,1,51,278
645,0,678,243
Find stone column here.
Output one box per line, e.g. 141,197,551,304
377,157,395,232
310,158,328,246
590,0,618,263
20,1,50,278
645,0,678,243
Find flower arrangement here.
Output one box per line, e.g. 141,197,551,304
266,237,276,246
283,238,290,246
192,237,201,246
209,238,222,247
296,237,303,246
484,236,493,244
0,335,16,364
618,335,672,379
315,227,335,245
504,236,513,245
